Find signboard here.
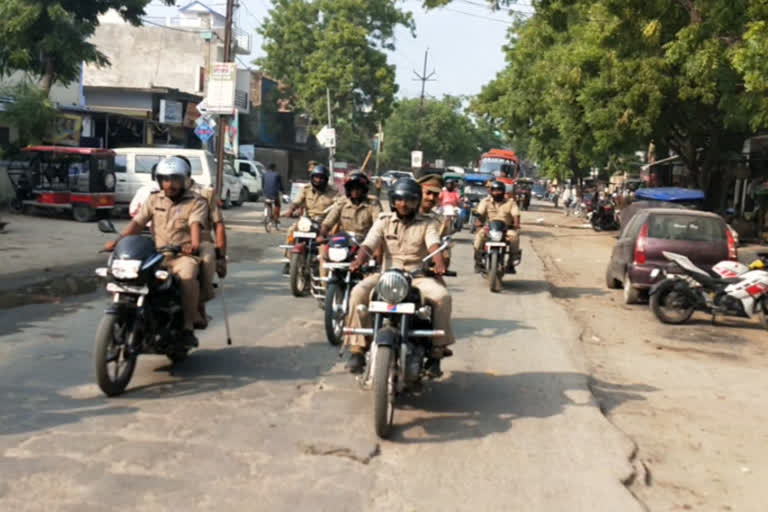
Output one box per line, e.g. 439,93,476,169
206,62,237,114
317,125,336,148
434,159,445,169
224,111,239,156
159,99,183,125
194,120,215,143
411,150,423,169
50,114,82,146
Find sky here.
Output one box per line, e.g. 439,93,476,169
146,0,533,99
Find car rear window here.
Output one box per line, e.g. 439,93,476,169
648,214,725,243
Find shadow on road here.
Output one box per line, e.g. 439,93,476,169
391,371,656,443
500,279,606,299
453,317,533,338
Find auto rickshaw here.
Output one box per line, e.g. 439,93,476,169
7,146,117,222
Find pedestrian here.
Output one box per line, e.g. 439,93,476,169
562,186,572,215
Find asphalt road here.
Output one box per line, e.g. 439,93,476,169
0,224,643,511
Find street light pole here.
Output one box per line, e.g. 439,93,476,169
214,0,235,198
326,87,335,173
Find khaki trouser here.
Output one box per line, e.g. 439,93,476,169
474,229,520,254
345,273,454,350
199,242,216,303
165,255,200,331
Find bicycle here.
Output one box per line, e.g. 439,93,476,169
263,198,279,232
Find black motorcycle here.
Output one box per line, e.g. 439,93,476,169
281,216,323,298
323,232,366,346
344,237,456,438
94,220,195,396
590,200,619,231
482,220,521,292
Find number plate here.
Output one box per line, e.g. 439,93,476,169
294,231,316,238
106,283,149,295
369,301,415,314
485,242,506,248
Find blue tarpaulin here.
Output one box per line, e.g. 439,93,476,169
463,173,494,184
634,187,705,202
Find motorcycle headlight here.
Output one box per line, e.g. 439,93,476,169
376,271,410,304
489,230,504,242
297,217,312,232
328,247,349,262
110,259,142,280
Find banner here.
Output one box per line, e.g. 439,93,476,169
50,114,82,146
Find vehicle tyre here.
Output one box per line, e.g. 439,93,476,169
489,251,502,293
623,271,640,304
94,314,137,397
759,299,768,330
605,267,620,289
9,197,23,213
592,219,602,232
650,281,694,324
289,252,308,297
324,282,344,346
222,191,232,209
235,187,248,205
373,345,395,439
73,204,96,222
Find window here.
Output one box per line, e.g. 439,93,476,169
114,155,127,173
238,162,251,175
136,155,162,174
648,215,725,243
223,162,235,176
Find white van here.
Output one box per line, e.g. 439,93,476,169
234,158,264,201
113,148,245,208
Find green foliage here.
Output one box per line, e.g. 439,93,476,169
379,96,502,169
0,82,56,146
258,0,413,134
471,0,768,198
0,0,174,93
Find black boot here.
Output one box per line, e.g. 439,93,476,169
181,329,199,348
346,352,365,374
425,358,443,378
474,251,484,273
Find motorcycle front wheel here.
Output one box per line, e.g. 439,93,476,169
94,314,137,396
488,251,502,293
289,252,308,297
324,282,344,345
373,345,396,438
650,281,695,324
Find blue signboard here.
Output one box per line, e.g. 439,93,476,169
194,121,215,143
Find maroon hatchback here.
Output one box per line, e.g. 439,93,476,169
605,208,737,304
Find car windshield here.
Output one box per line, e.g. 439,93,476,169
479,158,515,176
648,215,725,243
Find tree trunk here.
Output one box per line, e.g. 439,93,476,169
40,56,56,97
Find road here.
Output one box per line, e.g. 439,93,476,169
0,210,643,511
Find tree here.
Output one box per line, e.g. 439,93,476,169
258,0,414,137
0,1,174,95
0,82,56,148
379,96,501,169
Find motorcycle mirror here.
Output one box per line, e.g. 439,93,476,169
98,219,117,234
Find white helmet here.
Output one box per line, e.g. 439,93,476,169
155,156,191,187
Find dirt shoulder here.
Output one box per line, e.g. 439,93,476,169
523,201,768,512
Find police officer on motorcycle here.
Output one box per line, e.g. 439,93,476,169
473,180,521,273
103,156,208,347
318,171,382,243
345,178,454,376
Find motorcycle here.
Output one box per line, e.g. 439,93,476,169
343,237,456,438
93,220,195,396
591,200,619,231
482,220,521,293
440,204,461,234
281,216,324,298
323,232,365,346
649,251,768,326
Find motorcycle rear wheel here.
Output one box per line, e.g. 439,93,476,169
324,282,344,346
488,251,502,293
94,314,137,397
650,282,695,324
289,252,308,297
373,345,396,438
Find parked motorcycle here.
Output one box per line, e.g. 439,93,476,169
281,216,324,298
323,232,365,346
591,200,619,231
482,220,522,292
344,237,456,438
649,251,768,326
93,220,195,396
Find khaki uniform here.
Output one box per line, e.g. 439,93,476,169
473,196,521,253
134,190,208,330
320,196,382,282
285,185,338,244
422,208,451,266
191,182,224,303
346,213,454,350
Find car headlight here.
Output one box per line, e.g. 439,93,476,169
489,230,504,242
376,271,410,304
110,259,142,280
297,216,312,232
328,247,348,262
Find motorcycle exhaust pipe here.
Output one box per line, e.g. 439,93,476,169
410,329,445,337
343,328,374,336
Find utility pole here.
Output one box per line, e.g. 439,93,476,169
214,0,235,198
413,48,436,151
374,121,383,177
326,87,335,173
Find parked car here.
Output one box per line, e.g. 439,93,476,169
605,208,737,304
113,148,244,208
380,170,414,186
234,158,264,201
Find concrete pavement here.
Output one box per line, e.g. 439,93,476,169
0,222,643,511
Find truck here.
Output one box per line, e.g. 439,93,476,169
479,149,519,198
